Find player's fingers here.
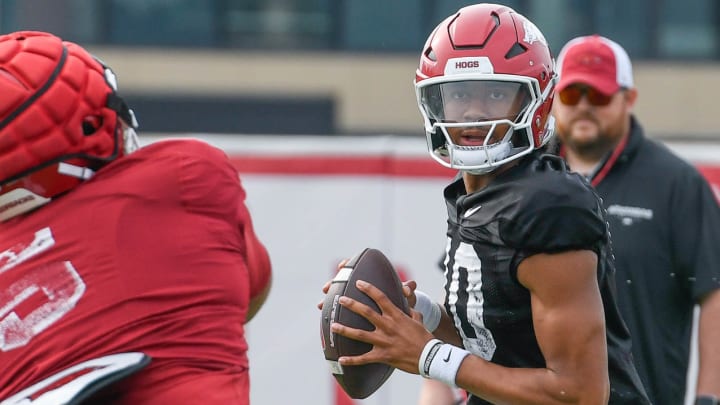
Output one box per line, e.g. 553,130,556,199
402,280,418,307
321,280,331,294
336,342,405,370
331,324,390,367
403,280,417,293
355,280,400,315
338,353,375,366
330,322,374,345
336,259,349,270
337,295,383,324
318,281,333,310
410,308,424,323
338,352,379,366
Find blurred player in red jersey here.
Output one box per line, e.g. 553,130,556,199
0,31,272,404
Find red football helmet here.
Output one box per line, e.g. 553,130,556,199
415,4,556,174
0,31,139,221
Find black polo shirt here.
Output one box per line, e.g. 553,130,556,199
586,117,720,405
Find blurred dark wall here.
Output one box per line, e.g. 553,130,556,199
125,94,335,135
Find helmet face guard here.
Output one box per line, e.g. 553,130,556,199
0,31,139,220
414,4,556,174
416,74,555,173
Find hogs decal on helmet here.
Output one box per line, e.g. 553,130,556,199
415,4,556,174
0,31,139,220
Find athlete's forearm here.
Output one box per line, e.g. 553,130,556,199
432,307,463,346
455,355,609,405
697,289,720,397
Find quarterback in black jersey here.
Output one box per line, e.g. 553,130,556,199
326,3,650,404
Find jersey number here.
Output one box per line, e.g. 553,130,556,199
0,228,86,352
446,240,497,360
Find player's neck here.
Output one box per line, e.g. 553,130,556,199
463,172,490,193
463,161,519,194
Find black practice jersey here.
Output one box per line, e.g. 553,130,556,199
441,153,650,404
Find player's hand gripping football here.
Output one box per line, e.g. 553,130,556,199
328,278,435,375
317,272,419,311
318,259,435,375
317,259,421,313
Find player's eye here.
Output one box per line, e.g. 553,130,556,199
487,89,507,101
450,91,470,100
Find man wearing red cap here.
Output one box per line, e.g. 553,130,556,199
553,34,720,405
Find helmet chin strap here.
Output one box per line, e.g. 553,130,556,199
0,188,51,222
454,141,513,174
57,162,95,180
122,125,140,155
442,125,515,174
0,162,95,221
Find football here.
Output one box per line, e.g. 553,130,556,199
320,248,410,399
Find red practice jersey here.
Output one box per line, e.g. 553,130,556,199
0,139,271,404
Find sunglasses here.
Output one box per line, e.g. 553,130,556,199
558,85,616,106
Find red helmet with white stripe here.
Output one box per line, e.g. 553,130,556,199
415,4,556,174
0,31,139,220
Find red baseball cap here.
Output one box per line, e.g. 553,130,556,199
556,34,633,96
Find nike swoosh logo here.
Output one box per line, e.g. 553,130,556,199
443,349,452,362
463,205,482,218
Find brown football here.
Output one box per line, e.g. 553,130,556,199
320,248,410,399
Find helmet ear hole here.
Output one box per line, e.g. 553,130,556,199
429,125,446,152
82,116,104,135
510,130,530,148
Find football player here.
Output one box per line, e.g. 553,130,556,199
326,4,650,404
0,31,271,404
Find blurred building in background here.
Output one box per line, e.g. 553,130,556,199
1,0,719,139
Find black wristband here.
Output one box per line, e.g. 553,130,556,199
696,395,719,405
